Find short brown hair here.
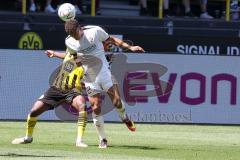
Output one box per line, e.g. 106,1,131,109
65,19,79,36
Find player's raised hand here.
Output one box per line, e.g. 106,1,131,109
129,46,145,53
45,50,55,58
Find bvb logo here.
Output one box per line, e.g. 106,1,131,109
18,32,43,49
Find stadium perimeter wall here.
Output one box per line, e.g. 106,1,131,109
0,49,240,124
0,20,240,55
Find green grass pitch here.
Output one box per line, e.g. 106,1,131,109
0,121,240,160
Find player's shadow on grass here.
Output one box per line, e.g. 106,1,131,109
89,144,159,150
111,145,159,150
0,153,63,158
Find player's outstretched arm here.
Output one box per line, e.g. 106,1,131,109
45,50,66,59
108,36,145,53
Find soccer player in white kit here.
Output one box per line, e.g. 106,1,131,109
64,20,145,148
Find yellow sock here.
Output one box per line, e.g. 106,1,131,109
26,114,37,138
77,111,87,141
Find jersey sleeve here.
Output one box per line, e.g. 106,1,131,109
65,36,80,54
96,26,110,42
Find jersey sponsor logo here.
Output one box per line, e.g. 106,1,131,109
64,61,74,72
89,37,94,43
18,32,43,49
80,44,97,53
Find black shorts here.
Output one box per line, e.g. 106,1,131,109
38,86,82,108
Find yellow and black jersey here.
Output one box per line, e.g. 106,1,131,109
52,52,84,91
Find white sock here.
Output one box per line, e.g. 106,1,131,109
76,138,82,143
24,136,32,140
92,113,106,140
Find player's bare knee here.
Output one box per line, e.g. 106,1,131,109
29,108,41,117
29,101,44,117
78,103,86,112
75,95,85,103
73,96,86,111
92,105,101,115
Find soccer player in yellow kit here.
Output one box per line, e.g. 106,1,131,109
12,50,88,147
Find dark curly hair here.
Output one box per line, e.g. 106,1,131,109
65,19,80,36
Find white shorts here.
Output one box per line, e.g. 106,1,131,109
84,66,113,96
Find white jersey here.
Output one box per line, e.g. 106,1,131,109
65,25,113,95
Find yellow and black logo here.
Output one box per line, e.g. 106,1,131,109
18,32,43,49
